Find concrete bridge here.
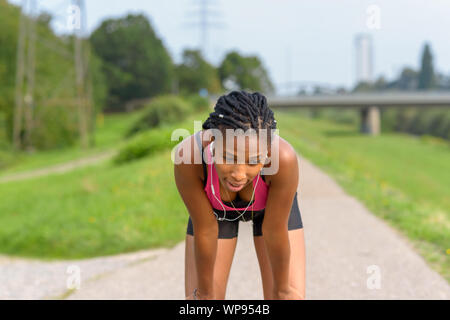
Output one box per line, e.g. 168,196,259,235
267,92,450,135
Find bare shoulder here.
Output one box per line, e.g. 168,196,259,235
173,131,203,179
278,136,298,164
265,136,299,185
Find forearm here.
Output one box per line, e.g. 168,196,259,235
263,228,291,294
194,225,218,297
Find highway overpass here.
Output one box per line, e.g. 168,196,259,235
267,92,450,135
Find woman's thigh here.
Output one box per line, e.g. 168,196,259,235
185,234,238,299
253,228,306,299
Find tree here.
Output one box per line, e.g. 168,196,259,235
0,0,106,150
352,81,375,92
218,51,275,94
396,67,418,90
175,49,221,95
90,14,174,111
418,43,435,90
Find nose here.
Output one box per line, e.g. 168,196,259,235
230,165,247,183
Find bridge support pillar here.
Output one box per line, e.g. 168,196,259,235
360,106,380,135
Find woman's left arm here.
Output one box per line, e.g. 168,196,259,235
262,143,301,299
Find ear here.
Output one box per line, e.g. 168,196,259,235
204,129,215,144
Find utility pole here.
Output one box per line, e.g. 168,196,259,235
13,0,28,150
84,40,95,147
13,0,37,151
73,0,89,149
23,0,37,150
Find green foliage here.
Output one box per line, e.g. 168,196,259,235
125,95,192,137
0,0,106,150
90,14,174,111
0,149,14,170
418,43,435,90
175,49,222,95
89,50,108,116
387,108,450,140
218,50,275,94
0,0,20,137
30,104,79,150
311,108,358,125
113,126,178,165
183,94,211,113
396,68,419,90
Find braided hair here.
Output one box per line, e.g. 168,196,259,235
202,91,277,143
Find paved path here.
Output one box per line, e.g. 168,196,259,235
0,150,117,184
0,154,449,300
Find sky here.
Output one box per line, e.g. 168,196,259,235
8,0,450,94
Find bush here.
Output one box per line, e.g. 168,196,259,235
125,95,193,137
114,126,180,165
316,108,359,125
386,108,450,140
184,94,211,113
0,149,14,170
30,105,79,150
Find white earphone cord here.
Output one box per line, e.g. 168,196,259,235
209,142,261,222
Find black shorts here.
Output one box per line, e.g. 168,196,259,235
186,191,303,239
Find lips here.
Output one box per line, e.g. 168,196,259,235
226,180,245,191
228,181,244,187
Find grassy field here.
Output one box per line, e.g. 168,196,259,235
0,109,144,175
0,108,448,283
276,109,450,282
0,148,187,260
0,110,207,260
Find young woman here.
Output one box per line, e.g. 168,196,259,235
174,91,305,300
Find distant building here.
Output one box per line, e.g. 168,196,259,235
354,34,374,84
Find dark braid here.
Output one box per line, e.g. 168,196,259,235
202,91,277,141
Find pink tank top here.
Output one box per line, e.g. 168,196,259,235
203,141,269,212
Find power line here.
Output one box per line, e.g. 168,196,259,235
184,0,225,60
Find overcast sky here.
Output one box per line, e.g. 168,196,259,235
8,0,450,94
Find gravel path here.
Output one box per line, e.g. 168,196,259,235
0,154,448,300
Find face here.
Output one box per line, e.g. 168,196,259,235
212,133,269,192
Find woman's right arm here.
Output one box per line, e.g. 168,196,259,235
174,136,218,299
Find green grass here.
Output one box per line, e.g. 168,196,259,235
0,110,209,260
275,109,450,282
0,109,145,175
0,149,188,260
